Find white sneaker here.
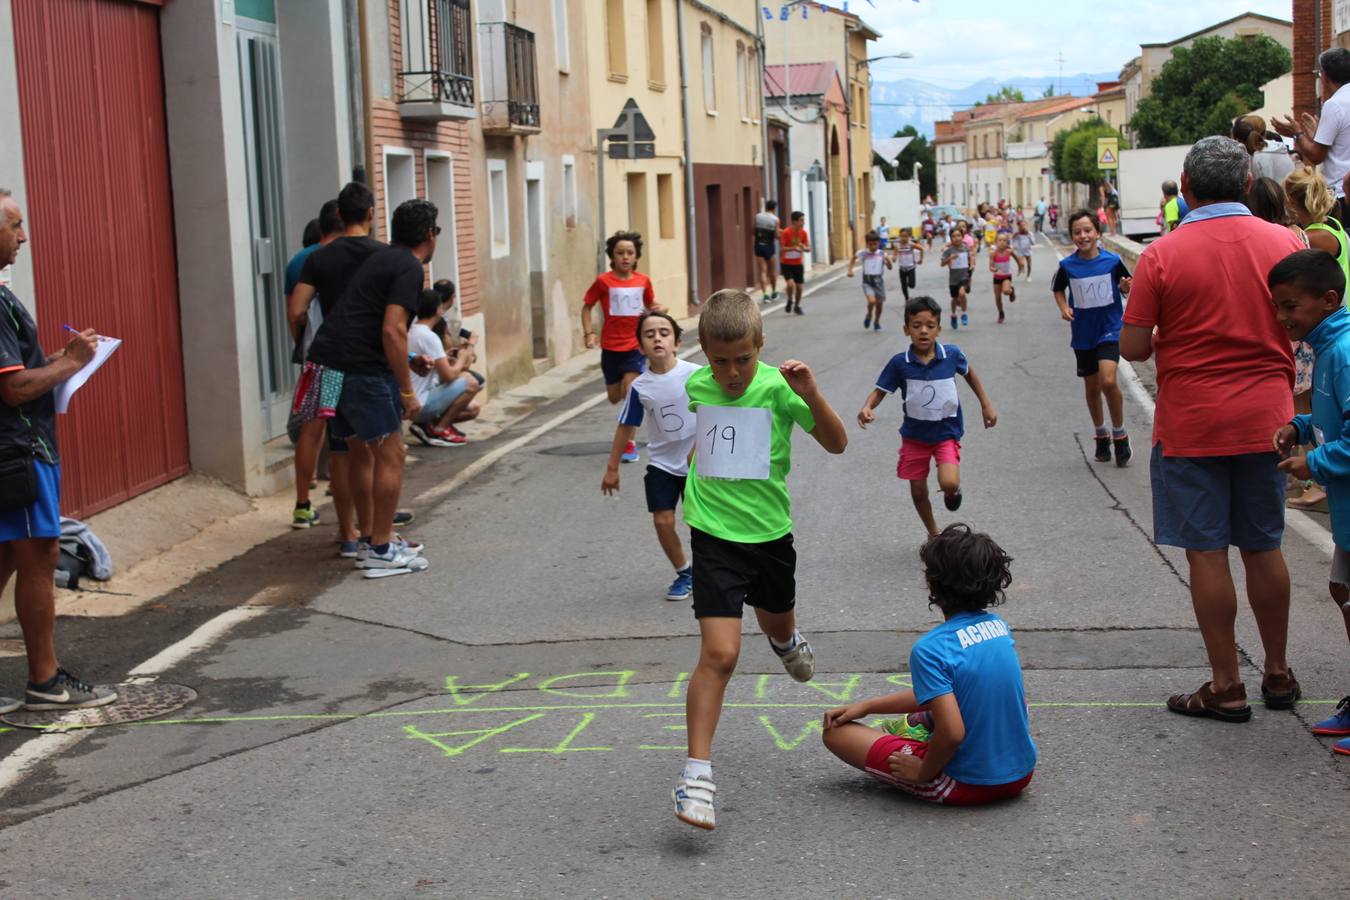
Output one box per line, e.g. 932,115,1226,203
673,776,716,830
775,637,816,682
0,696,21,714
356,543,423,570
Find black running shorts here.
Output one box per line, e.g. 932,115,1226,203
690,528,796,619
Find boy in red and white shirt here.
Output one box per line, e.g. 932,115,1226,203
582,230,660,462
780,211,810,314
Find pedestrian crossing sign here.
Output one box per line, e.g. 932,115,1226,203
1097,137,1119,170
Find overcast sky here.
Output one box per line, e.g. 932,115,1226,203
789,1,1293,86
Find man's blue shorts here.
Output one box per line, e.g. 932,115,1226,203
1150,443,1285,551
600,349,645,386
0,459,61,542
329,372,403,444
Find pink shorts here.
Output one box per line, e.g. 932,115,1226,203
864,734,1033,806
897,438,961,480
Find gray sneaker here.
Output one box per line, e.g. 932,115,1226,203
356,543,423,570
0,697,21,714
23,669,118,711
773,637,816,682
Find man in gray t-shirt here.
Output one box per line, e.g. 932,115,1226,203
753,200,781,303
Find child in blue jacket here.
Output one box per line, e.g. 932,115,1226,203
1271,249,1350,754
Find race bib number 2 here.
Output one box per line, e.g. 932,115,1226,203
695,405,771,480
904,378,960,422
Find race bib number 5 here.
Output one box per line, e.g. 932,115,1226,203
695,405,772,480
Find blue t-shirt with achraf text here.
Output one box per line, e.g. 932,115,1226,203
874,343,969,444
909,611,1038,785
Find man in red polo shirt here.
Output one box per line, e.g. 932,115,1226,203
1121,136,1303,724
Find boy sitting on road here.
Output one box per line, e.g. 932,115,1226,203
821,524,1037,805
857,296,997,537
602,311,700,602
1270,250,1350,754
672,289,848,831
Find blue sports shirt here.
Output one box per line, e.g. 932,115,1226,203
284,244,319,297
874,343,969,443
909,611,1038,785
1052,249,1130,350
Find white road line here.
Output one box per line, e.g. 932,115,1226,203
0,601,272,797
0,733,85,795
1053,242,1334,560
125,605,271,683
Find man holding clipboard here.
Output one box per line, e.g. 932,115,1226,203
0,188,116,712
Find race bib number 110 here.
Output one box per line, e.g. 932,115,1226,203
695,405,772,480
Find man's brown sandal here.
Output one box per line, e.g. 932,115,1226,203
1166,681,1251,723
1261,669,1301,710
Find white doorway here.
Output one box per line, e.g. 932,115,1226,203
382,148,416,240
424,151,461,312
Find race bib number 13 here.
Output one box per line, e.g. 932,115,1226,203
695,405,772,480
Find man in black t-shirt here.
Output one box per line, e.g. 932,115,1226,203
288,182,381,550
307,198,439,574
0,189,116,712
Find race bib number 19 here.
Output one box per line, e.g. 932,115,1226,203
695,405,772,480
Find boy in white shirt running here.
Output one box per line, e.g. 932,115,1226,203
893,229,924,303
602,311,700,601
848,229,894,332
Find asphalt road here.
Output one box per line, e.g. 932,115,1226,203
1,238,1348,898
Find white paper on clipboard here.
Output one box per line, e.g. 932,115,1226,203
55,337,120,414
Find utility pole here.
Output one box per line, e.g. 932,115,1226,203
1055,51,1064,97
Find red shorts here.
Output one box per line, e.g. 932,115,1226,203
897,438,961,480
865,734,1032,806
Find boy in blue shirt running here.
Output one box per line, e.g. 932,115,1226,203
858,296,997,536
1270,250,1350,753
821,524,1037,805
1052,209,1134,466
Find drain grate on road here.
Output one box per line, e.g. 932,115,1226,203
1,682,197,731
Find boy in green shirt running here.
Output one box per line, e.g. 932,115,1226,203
672,289,848,831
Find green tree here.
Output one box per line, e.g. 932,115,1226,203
1131,34,1291,147
873,125,937,198
1042,84,1057,99
987,85,1025,104
1051,117,1129,189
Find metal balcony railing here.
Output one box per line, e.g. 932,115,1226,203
398,0,475,118
480,21,540,133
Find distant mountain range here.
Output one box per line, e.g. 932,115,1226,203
870,72,1121,139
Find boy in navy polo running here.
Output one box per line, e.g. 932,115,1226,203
858,296,997,536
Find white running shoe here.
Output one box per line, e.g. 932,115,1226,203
673,776,716,830
357,543,423,570
775,637,816,682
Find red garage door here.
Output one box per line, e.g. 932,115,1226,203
12,0,188,518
